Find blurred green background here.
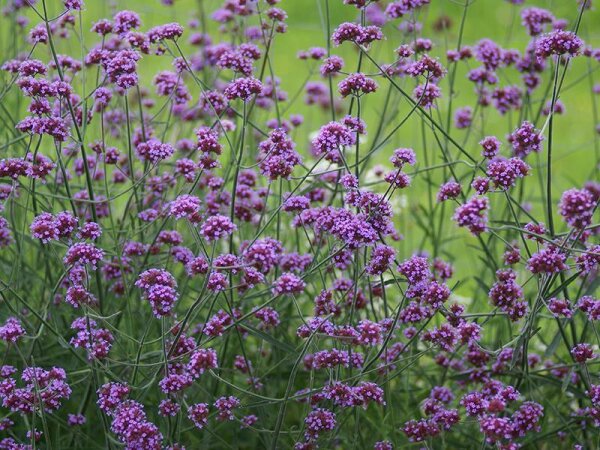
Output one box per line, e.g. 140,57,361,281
4,0,600,299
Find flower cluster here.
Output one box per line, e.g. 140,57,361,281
135,269,179,317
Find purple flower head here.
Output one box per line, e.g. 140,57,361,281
453,196,489,235
200,214,236,241
0,318,25,343
559,188,595,229
187,348,218,378
486,157,530,190
214,396,240,421
136,138,174,164
527,246,567,274
385,0,430,19
304,408,336,440
63,0,83,10
225,77,263,101
332,22,383,47
168,195,202,221
390,148,416,168
413,83,442,108
338,73,378,97
188,403,209,429
480,136,501,159
437,181,461,202
113,10,141,35
258,128,302,180
521,8,554,36
272,272,305,296
536,30,584,59
571,343,594,363
148,22,184,42
67,413,86,426
64,243,104,269
312,121,356,156
320,55,344,76
548,298,572,318
508,121,543,158
97,382,130,413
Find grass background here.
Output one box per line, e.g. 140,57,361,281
3,0,599,332
64,0,600,299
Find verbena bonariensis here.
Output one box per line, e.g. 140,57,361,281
0,0,598,448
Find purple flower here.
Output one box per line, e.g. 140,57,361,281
548,298,572,318
64,243,104,269
214,396,240,421
147,22,184,42
403,418,438,442
571,343,594,363
332,22,382,46
320,55,344,76
338,73,378,97
366,244,395,276
390,148,416,167
224,77,263,101
97,382,130,413
169,194,202,221
304,408,336,440
136,269,178,317
0,318,25,343
311,121,356,156
356,320,383,346
136,138,174,164
492,85,522,114
70,318,113,359
527,246,567,274
272,272,305,296
188,403,209,429
413,83,442,108
67,413,86,426
187,348,218,378
559,188,595,229
63,0,83,10
521,8,554,36
406,55,446,81
437,181,461,202
65,285,97,308
258,129,302,180
486,157,530,190
207,271,229,292
110,400,162,448
101,49,140,89
576,244,600,274
489,269,528,321
475,39,503,70
479,136,501,159
77,222,102,240
453,196,489,235
113,10,141,35
30,212,59,243
454,107,472,129
536,30,584,59
159,399,180,417
508,121,543,158
385,0,430,19
200,214,237,241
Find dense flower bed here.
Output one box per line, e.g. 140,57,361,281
0,0,599,448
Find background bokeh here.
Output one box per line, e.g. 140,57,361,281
50,0,600,299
